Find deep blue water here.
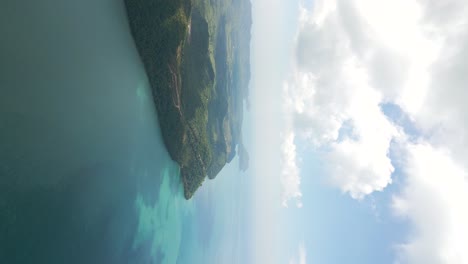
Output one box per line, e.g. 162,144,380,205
0,0,251,263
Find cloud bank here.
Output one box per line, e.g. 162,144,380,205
281,0,468,261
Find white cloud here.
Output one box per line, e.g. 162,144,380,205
392,143,468,264
282,0,402,200
280,131,302,208
282,0,468,262
289,242,307,264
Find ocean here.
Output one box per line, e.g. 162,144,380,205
0,0,251,263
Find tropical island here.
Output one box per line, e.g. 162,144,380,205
124,0,252,199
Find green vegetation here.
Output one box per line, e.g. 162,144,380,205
124,0,252,199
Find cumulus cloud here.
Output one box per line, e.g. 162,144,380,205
390,1,468,262
281,0,468,262
289,242,307,264
392,143,468,264
282,0,402,200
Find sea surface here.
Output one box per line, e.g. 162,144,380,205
0,0,251,263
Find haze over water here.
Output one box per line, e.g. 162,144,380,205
0,0,251,263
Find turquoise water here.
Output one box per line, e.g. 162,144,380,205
0,0,251,263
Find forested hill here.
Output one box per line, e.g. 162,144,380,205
124,0,252,199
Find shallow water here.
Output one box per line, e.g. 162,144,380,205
0,0,251,263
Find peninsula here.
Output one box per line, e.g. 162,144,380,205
124,0,252,199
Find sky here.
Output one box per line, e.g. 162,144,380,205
250,0,468,263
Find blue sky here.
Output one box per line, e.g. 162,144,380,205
250,0,468,263
287,142,410,264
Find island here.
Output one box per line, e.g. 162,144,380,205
124,0,252,199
